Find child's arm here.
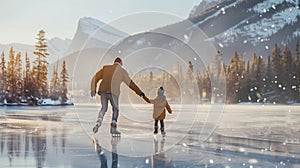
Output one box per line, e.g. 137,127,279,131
166,101,172,114
143,95,151,103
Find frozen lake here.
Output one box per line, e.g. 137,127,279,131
0,104,300,167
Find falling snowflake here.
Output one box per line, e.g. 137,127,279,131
184,34,189,40
263,9,267,13
222,8,226,14
219,43,224,48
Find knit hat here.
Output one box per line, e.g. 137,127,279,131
156,87,166,101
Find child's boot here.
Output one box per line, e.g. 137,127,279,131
154,126,158,134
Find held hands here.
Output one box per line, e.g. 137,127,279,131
139,92,145,97
139,92,150,103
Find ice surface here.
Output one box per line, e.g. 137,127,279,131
0,104,300,167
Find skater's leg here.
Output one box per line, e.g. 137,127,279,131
98,93,109,121
109,94,119,123
109,94,121,136
154,120,158,134
93,93,109,133
160,120,166,136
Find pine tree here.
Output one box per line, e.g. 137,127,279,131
294,40,300,102
60,60,69,102
186,61,194,81
32,29,49,99
195,69,202,100
7,47,16,103
281,46,293,103
182,61,196,102
211,50,226,103
244,60,252,102
49,65,60,100
0,52,7,103
149,71,153,83
250,54,264,102
264,55,274,102
202,67,211,102
212,51,223,79
15,52,23,102
23,52,33,100
296,40,300,59
226,52,242,103
271,44,282,103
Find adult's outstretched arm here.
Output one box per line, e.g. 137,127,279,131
90,68,103,96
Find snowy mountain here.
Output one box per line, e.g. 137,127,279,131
47,37,71,63
189,0,221,17
0,37,71,64
88,0,300,65
66,17,127,55
0,43,35,62
188,0,300,61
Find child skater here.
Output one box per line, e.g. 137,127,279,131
143,87,172,136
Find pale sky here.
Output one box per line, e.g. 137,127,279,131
0,0,201,45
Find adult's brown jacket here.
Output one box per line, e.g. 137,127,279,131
91,63,142,97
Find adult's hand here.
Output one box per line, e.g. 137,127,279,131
91,90,96,97
140,92,145,97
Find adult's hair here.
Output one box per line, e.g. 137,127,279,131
114,57,123,65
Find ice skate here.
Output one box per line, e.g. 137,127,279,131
92,120,102,133
110,122,121,137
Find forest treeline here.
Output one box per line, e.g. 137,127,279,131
211,40,300,104
0,30,69,105
135,40,300,104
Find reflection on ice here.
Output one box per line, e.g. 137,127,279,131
0,121,67,167
92,135,174,168
0,104,300,167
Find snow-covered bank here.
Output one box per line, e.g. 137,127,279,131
38,98,74,106
0,98,74,106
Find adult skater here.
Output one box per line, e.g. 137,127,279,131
91,57,145,136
